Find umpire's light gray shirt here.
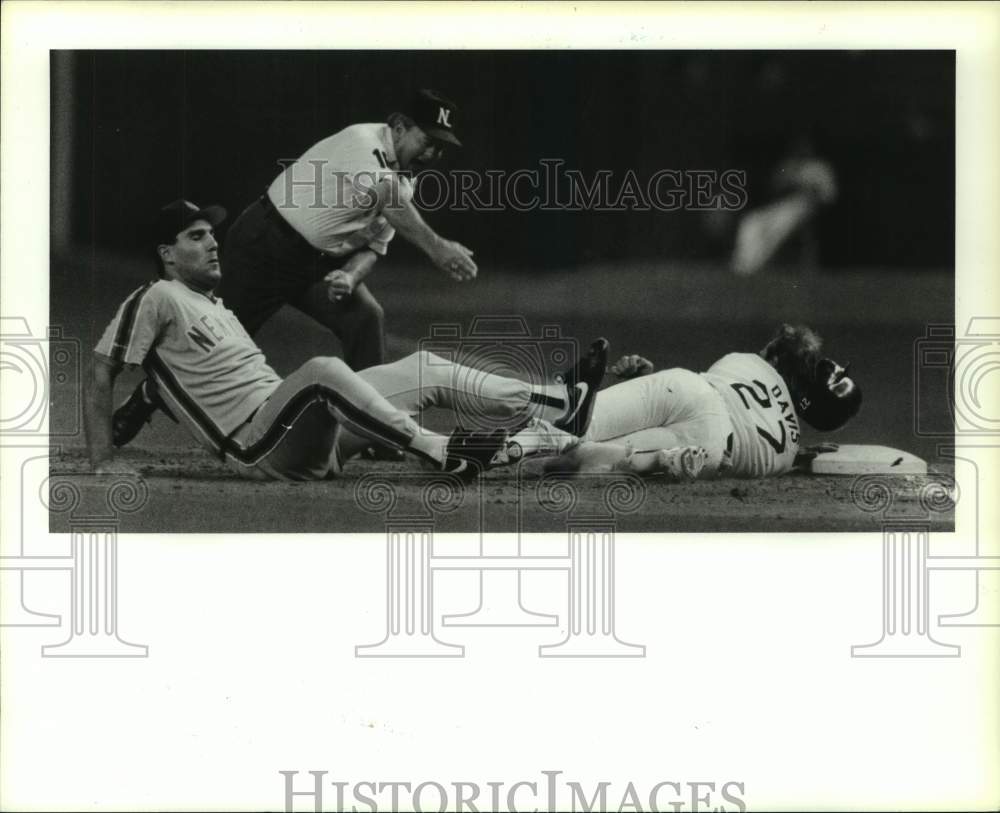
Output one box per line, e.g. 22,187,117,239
266,123,414,257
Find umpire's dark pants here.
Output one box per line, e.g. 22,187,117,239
218,196,385,371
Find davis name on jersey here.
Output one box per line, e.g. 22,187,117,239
701,353,801,478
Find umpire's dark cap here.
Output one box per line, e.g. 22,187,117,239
155,199,227,244
408,88,462,148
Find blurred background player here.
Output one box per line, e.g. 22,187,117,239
730,138,838,276
536,324,862,481
112,89,477,451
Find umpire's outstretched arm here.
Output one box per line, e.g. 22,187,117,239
377,176,477,282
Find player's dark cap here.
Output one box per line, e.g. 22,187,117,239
798,358,862,431
408,88,462,148
154,199,227,245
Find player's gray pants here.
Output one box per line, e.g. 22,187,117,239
226,356,428,481
338,350,548,460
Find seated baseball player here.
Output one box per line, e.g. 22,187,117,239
532,323,862,481
84,200,607,480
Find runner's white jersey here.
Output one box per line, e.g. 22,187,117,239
95,279,282,439
701,353,801,478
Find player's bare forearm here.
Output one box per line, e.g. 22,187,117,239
381,196,441,255
342,248,378,285
83,355,119,469
381,189,477,281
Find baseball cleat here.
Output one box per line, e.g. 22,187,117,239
442,426,513,479
651,445,708,482
112,378,176,447
553,337,609,437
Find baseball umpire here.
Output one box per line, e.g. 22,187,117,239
85,200,605,480
111,88,476,448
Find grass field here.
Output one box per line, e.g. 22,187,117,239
48,251,956,532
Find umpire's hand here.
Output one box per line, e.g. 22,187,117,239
431,239,477,282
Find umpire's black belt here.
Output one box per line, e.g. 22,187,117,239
258,194,328,261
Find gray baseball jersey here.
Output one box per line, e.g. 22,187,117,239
95,279,282,447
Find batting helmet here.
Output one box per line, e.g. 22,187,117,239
797,358,862,431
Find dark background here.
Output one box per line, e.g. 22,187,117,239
55,50,954,269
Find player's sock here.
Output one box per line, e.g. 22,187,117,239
527,388,568,424
406,431,449,467
312,356,450,467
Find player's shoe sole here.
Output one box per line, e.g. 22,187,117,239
112,378,177,447
553,337,609,437
653,446,708,482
